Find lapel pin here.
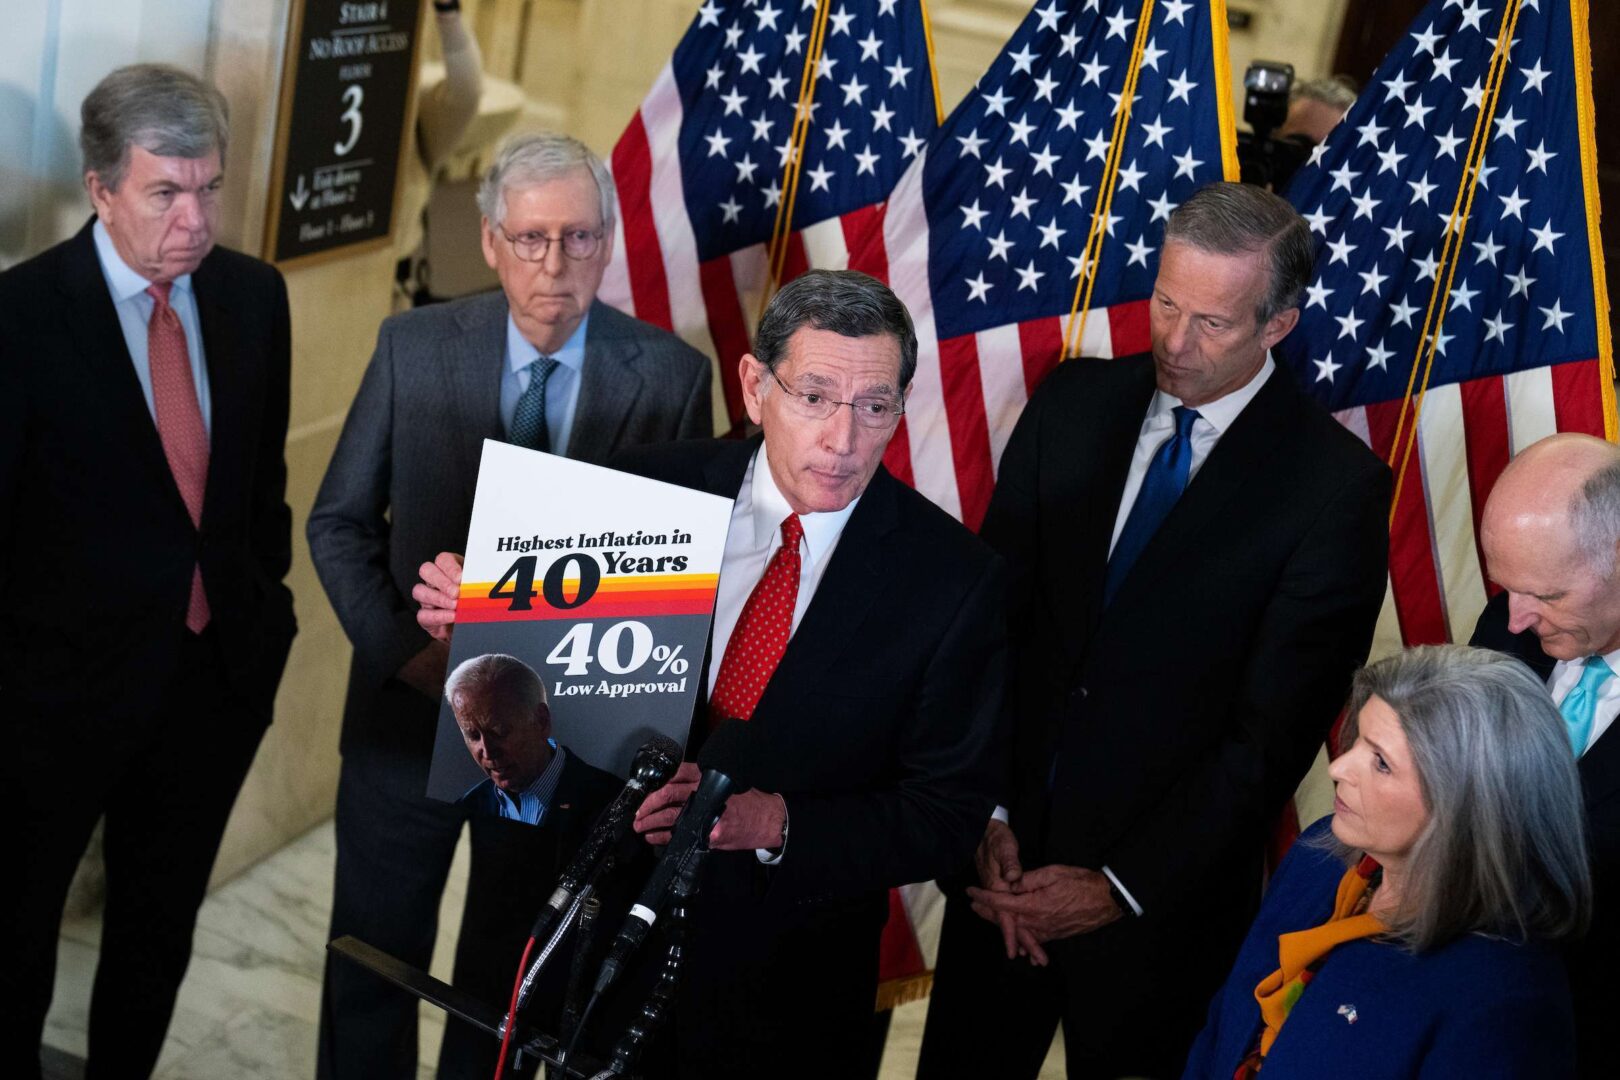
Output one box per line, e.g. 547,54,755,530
1337,1004,1358,1024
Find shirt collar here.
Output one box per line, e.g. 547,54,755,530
494,742,566,805
1146,352,1275,435
92,218,194,303
748,442,858,566
506,311,591,377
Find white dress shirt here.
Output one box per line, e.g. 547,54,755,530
1548,648,1620,755
996,354,1278,918
709,443,858,864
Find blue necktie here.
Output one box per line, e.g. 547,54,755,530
510,355,559,452
1104,406,1201,607
1559,655,1613,755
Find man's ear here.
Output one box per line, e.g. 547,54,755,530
1260,306,1300,351
480,217,499,271
740,354,767,426
535,701,553,739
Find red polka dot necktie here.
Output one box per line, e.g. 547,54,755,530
147,282,211,632
709,513,803,726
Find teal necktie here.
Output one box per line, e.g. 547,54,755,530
1560,655,1614,755
510,355,559,452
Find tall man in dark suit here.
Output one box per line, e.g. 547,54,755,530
1473,433,1620,1079
917,183,1392,1080
0,65,296,1078
416,269,1006,1079
308,131,711,1078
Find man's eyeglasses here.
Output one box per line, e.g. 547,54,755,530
767,369,905,430
497,225,604,263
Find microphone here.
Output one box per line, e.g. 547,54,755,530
591,765,734,997
528,735,681,943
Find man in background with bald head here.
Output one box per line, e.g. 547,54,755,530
1475,432,1620,1078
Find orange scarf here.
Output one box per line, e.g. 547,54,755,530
1243,858,1385,1074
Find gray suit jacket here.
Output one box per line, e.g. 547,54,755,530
307,292,711,753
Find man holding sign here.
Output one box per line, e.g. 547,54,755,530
417,270,1006,1078
308,131,711,1078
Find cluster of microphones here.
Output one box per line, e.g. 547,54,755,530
505,727,746,1076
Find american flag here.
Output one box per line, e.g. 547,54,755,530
846,0,1236,528
599,0,941,424
1278,0,1615,652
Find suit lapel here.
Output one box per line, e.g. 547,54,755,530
1074,359,1158,637
192,253,245,525
1581,723,1620,808
567,303,644,463
757,466,899,707
1103,364,1295,612
442,294,509,483
60,220,186,511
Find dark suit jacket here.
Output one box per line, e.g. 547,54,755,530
609,436,1006,1064
1183,817,1576,1079
306,291,712,754
984,356,1389,1006
1471,590,1620,1078
0,219,296,718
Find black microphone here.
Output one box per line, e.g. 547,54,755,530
591,765,734,997
528,735,681,942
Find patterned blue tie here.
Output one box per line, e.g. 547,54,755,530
1560,655,1613,756
509,355,559,452
1104,406,1201,607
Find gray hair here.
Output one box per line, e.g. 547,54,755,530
1291,75,1358,112
1571,456,1620,578
476,131,616,233
445,653,548,722
1324,645,1591,952
753,269,919,389
1163,181,1314,324
80,64,229,191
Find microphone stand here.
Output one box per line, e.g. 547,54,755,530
559,896,603,1047
601,842,710,1078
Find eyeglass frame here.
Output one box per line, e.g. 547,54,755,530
495,223,606,263
764,367,906,430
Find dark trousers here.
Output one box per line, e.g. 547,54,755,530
317,700,566,1080
2,629,268,1080
918,887,1219,1080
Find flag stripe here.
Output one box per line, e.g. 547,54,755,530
1504,364,1559,453
938,333,995,530
842,203,890,283
1416,384,1486,644
612,111,673,331
1366,399,1449,646
1019,317,1064,398
699,254,752,422
1552,358,1607,436
978,323,1029,470
1458,375,1509,594
1107,299,1152,358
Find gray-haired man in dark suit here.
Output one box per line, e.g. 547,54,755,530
308,130,711,1079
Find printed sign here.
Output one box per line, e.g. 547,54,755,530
427,441,733,811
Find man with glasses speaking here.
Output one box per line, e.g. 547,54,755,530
416,270,1006,1077
307,132,711,1078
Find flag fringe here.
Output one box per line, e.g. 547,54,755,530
874,970,934,1012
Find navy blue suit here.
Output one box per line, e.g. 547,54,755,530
1183,817,1575,1079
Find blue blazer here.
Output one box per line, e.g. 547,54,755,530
1182,817,1575,1079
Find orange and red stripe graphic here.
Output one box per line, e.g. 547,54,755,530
457,574,720,623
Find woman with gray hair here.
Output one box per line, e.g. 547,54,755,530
1183,645,1591,1078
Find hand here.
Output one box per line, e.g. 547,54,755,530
966,865,1122,966
395,640,450,699
412,552,464,642
971,819,1028,959
706,789,786,852
633,761,700,845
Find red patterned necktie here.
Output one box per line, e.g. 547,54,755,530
147,282,211,632
709,514,804,726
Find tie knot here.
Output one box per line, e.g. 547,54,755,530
1582,655,1615,686
1171,405,1201,438
530,355,558,379
145,281,174,308
780,513,804,549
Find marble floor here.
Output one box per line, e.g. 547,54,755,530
43,821,1065,1078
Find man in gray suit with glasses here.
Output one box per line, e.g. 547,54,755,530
308,131,711,1079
